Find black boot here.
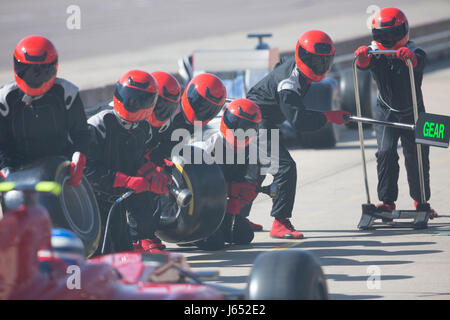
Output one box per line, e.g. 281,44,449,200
221,214,254,245
194,228,225,251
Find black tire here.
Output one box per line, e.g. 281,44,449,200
4,156,101,257
155,146,227,244
297,78,340,148
339,68,374,129
246,250,328,300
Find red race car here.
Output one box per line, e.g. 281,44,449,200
0,181,328,300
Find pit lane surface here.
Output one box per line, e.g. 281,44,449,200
166,59,450,300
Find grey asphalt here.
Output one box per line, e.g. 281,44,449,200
166,59,450,300
1,0,450,89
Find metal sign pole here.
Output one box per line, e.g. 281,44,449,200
407,59,427,204
352,57,371,204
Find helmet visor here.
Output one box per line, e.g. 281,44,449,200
297,45,334,76
186,84,223,121
154,96,179,121
372,22,408,48
223,108,259,131
14,57,57,88
114,83,157,113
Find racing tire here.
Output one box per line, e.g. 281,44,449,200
339,68,374,129
246,250,328,300
297,78,340,148
156,146,227,244
3,156,101,257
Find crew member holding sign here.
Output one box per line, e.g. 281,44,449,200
354,7,437,216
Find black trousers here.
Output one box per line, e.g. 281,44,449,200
97,192,161,252
246,119,297,219
374,104,430,203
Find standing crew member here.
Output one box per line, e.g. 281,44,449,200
0,35,90,185
246,30,350,239
85,70,172,253
354,7,437,216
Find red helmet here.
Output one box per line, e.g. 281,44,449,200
371,7,409,50
220,98,262,148
295,30,335,82
148,71,181,127
13,35,58,96
181,73,226,126
113,70,158,123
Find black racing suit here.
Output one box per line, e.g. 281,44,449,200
246,56,328,219
358,41,430,203
85,109,160,250
0,78,90,170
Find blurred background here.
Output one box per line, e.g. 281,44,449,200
1,0,450,90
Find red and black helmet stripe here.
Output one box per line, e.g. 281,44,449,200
114,82,157,113
297,45,334,76
162,86,180,101
14,57,57,88
372,21,409,48
186,83,223,121
223,108,260,131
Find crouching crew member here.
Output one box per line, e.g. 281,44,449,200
354,7,437,217
85,70,172,253
0,35,90,186
193,99,262,250
246,30,350,239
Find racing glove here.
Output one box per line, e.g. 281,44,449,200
137,161,172,194
396,47,418,68
113,172,151,194
354,46,372,68
67,152,86,186
323,110,351,125
227,181,258,202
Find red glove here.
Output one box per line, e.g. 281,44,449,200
354,46,372,68
396,47,418,68
146,166,172,194
113,172,151,193
163,158,174,167
228,181,258,202
226,198,247,215
67,152,86,186
323,110,351,125
137,161,173,194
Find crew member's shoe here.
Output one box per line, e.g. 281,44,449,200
376,202,396,222
221,215,254,245
133,237,166,253
270,218,304,239
414,201,438,219
246,218,263,231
